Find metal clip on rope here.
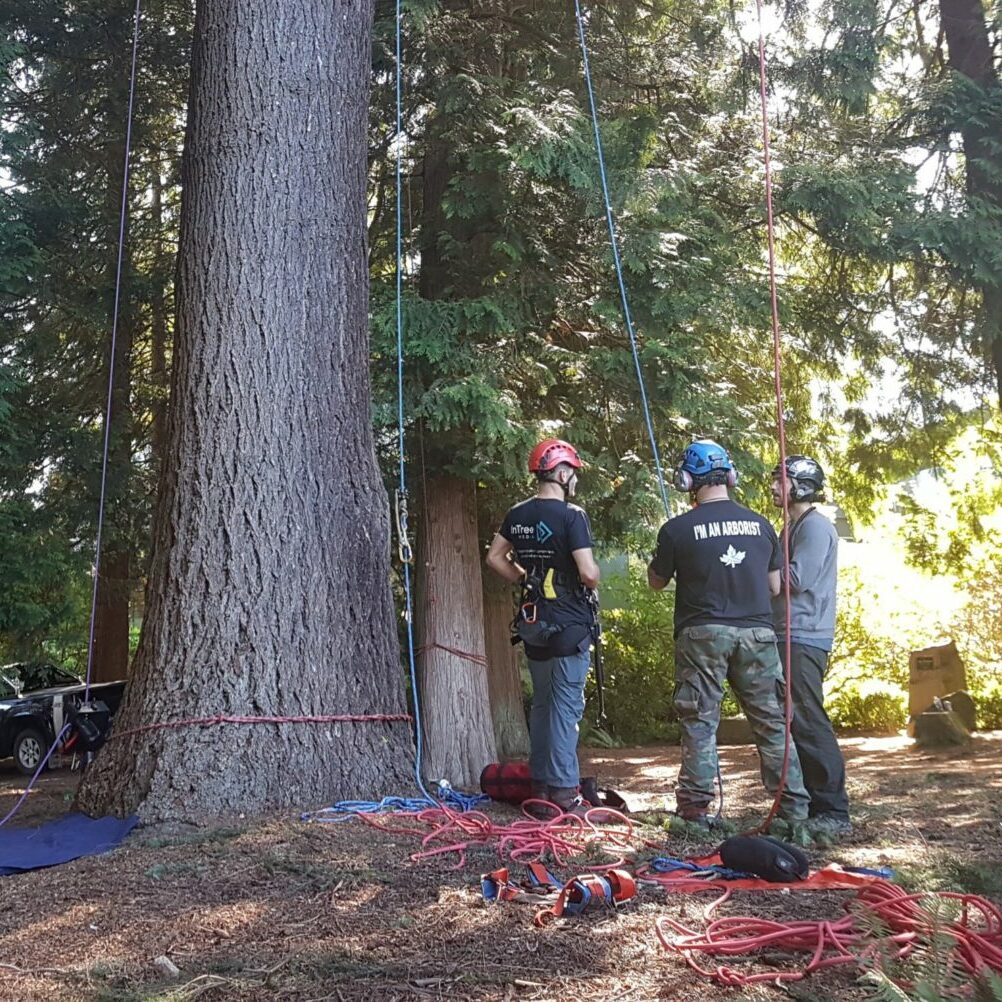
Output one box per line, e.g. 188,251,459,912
394,489,414,565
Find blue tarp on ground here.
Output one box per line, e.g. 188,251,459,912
0,812,138,875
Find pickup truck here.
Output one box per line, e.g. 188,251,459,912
0,663,126,775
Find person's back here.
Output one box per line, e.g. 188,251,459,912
655,498,779,637
648,439,809,828
485,438,600,817
499,496,594,656
771,456,850,837
772,508,838,651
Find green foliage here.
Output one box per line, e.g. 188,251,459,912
823,568,914,732
587,565,678,744
827,684,907,733
859,892,1002,1002
895,856,1002,898
368,0,823,550
972,684,1002,730
0,499,88,661
827,568,910,690
0,0,190,660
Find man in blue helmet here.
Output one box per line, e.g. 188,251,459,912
771,455,850,838
648,439,810,828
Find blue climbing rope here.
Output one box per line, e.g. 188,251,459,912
307,3,490,821
394,0,435,809
303,782,486,822
574,2,725,820
573,0,671,519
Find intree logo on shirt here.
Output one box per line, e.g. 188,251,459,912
719,545,746,567
536,521,553,544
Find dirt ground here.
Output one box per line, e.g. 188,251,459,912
1,733,1001,1002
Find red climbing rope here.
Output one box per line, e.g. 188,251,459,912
313,802,642,870
752,0,795,834
655,879,1002,988
416,642,488,667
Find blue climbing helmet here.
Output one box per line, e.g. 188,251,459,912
673,439,737,492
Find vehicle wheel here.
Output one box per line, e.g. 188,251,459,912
13,727,48,776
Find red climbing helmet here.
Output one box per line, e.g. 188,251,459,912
528,438,583,474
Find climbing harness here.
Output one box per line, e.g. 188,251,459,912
510,569,594,650
481,862,561,905
534,867,637,926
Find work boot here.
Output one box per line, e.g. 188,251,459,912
525,782,555,820
807,813,853,839
675,803,713,830
549,787,590,818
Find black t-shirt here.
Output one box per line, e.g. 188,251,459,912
499,498,594,657
650,499,781,637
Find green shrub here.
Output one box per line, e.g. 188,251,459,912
586,565,677,744
973,683,1002,731
827,682,907,734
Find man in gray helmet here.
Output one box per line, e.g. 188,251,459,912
771,455,851,838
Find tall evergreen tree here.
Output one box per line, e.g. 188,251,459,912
0,0,190,673
77,0,413,821
369,0,811,779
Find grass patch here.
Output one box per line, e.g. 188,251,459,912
295,951,395,981
256,852,392,891
144,861,209,881
894,856,1002,897
141,826,245,850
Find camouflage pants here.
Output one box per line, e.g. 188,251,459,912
673,624,809,821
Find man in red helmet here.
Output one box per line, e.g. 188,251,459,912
485,438,601,816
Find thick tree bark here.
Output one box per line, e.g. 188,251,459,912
938,0,1002,404
77,0,412,821
415,475,497,787
481,567,530,759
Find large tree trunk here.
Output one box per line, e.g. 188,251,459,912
482,567,530,759
938,0,1002,404
415,475,496,788
77,0,412,821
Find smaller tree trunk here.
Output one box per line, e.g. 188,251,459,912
938,0,1002,404
91,549,131,682
482,558,530,759
91,130,136,684
150,170,170,468
416,475,497,787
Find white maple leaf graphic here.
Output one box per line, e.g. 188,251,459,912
719,545,746,568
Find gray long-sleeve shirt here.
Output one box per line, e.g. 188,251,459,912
772,508,838,651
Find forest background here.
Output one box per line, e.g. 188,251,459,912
1,0,1000,751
